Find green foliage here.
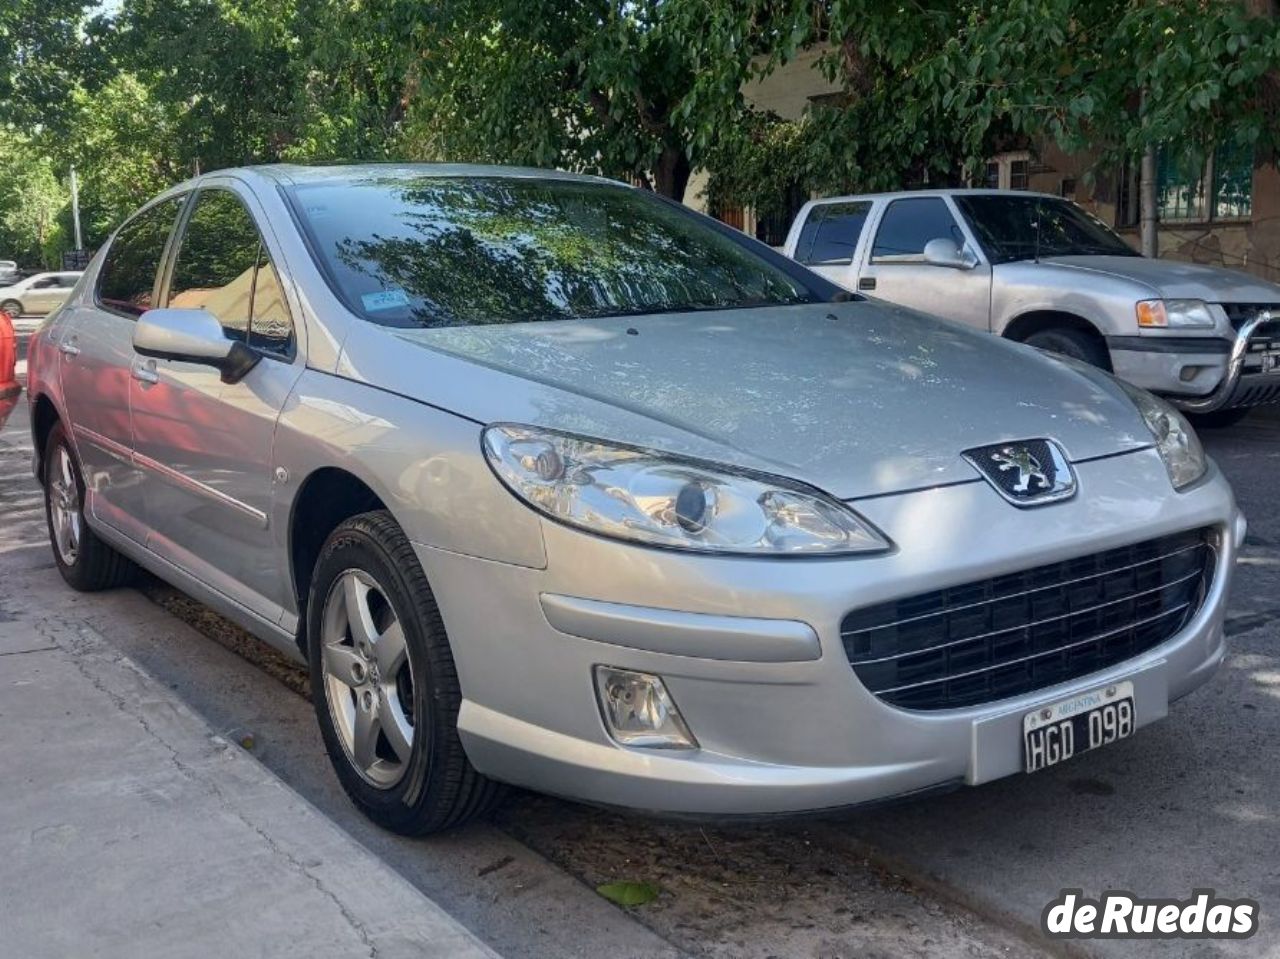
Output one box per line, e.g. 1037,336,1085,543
0,138,70,267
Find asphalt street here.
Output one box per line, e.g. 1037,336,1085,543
3,315,1278,957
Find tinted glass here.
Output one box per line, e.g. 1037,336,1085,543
955,195,1137,263
248,247,293,355
290,176,818,328
871,198,964,259
33,277,59,289
168,190,260,342
795,202,871,265
98,197,184,317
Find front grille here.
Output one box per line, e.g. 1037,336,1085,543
842,529,1215,710
1220,303,1279,331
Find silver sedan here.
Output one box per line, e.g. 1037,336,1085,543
26,165,1243,834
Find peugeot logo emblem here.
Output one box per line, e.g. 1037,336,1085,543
962,438,1077,508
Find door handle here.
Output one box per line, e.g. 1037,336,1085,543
131,360,159,385
59,337,80,356
857,277,877,291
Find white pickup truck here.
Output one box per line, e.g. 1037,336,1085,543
783,189,1280,425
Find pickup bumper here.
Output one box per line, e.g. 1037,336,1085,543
1108,311,1280,413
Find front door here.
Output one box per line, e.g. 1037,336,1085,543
858,196,993,331
59,196,186,542
129,183,303,625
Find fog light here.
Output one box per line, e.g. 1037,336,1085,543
593,666,697,750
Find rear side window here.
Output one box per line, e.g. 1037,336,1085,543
871,197,964,261
97,197,185,317
167,189,295,356
794,202,872,266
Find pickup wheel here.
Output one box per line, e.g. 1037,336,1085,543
43,422,137,590
1023,327,1109,370
307,510,505,835
1187,407,1251,429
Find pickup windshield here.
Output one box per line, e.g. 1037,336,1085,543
289,175,821,328
954,195,1139,264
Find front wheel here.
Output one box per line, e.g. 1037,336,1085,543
307,510,504,835
1,299,22,318
43,422,137,590
1023,327,1110,370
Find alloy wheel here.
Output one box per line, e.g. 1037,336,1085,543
320,569,416,788
49,445,82,566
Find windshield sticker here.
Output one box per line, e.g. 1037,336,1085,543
361,289,411,312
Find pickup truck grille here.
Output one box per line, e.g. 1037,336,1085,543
842,529,1214,711
1221,303,1279,331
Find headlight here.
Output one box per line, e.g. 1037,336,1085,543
1135,299,1215,329
482,424,891,556
1115,381,1207,490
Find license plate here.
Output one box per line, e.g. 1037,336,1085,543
1023,681,1134,774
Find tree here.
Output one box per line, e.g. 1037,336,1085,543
0,138,70,267
400,0,810,199
707,0,1280,209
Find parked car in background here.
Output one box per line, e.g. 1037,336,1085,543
27,165,1241,835
784,190,1280,426
0,260,20,285
0,271,83,317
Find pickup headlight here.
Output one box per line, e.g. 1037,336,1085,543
482,424,891,556
1135,299,1216,329
1116,381,1207,490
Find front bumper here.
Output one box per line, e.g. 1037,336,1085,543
419,448,1242,816
1108,311,1280,412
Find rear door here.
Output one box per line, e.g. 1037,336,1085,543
788,200,874,288
130,180,304,624
25,276,63,314
858,196,993,330
59,196,186,542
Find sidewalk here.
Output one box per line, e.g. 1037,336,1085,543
0,558,499,958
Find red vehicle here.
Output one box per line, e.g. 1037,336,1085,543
0,305,19,429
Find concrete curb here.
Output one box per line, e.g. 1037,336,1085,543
0,602,500,959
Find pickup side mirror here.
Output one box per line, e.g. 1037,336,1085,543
923,237,977,270
133,308,260,384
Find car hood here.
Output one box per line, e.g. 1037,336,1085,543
337,300,1155,500
1042,255,1280,302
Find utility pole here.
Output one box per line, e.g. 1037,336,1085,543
69,166,84,251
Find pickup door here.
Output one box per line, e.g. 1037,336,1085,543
790,195,993,332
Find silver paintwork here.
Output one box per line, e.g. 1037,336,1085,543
26,165,1243,817
783,188,1280,412
133,307,237,364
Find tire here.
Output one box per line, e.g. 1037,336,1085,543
1,299,22,318
1023,327,1110,370
43,422,137,590
307,510,504,835
1187,407,1251,429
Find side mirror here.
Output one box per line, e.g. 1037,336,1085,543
923,237,977,270
133,308,260,384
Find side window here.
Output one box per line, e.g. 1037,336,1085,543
795,202,872,266
33,277,59,289
168,190,260,343
168,189,295,356
248,249,293,355
97,197,185,317
871,198,964,261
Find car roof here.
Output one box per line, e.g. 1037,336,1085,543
205,162,624,190
809,188,1063,204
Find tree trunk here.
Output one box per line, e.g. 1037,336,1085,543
653,145,692,201
1139,144,1158,258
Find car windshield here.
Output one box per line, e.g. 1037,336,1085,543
289,175,820,328
954,195,1139,264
